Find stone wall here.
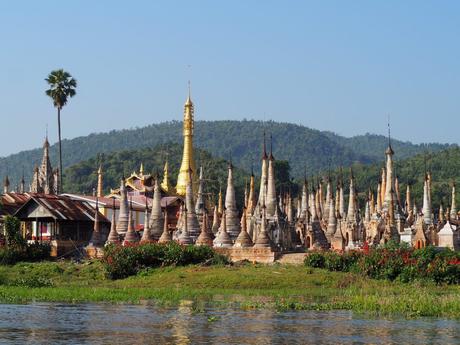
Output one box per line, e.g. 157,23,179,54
215,247,279,264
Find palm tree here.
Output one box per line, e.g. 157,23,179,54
45,69,77,193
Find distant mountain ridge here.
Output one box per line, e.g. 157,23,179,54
0,120,455,186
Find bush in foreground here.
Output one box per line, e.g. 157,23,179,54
0,216,51,265
304,242,460,284
103,242,229,280
0,243,51,265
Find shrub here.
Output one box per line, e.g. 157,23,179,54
323,252,343,271
0,243,51,265
103,242,229,280
25,243,52,262
304,243,460,285
304,252,326,268
11,276,54,288
3,216,26,249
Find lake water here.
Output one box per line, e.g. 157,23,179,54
0,303,458,344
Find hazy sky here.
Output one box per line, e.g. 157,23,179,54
1,1,459,157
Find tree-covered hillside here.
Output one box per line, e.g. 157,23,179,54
1,120,454,187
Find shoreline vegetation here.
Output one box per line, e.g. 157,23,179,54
0,260,459,318
0,224,458,318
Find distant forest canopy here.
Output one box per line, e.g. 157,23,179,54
63,143,460,214
1,119,455,187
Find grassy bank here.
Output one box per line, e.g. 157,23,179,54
0,261,459,318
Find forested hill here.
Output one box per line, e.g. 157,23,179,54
1,120,454,186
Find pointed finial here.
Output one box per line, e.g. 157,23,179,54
269,134,274,160
388,114,391,147
385,115,394,155
424,152,428,177
262,130,268,159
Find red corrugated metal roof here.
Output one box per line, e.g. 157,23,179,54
14,194,109,223
1,193,31,216
63,193,181,209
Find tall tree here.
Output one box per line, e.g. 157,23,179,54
45,69,77,193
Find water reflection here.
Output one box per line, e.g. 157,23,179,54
0,303,458,344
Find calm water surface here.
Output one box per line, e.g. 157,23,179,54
0,303,459,344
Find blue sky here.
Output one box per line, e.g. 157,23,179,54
0,1,459,157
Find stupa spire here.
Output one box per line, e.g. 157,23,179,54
161,159,171,193
380,167,386,208
247,168,256,215
254,204,273,248
234,207,254,247
376,180,382,213
224,161,241,239
422,173,432,225
19,171,25,194
217,187,223,216
106,199,120,244
300,178,308,219
450,183,457,221
339,178,345,218
195,166,205,216
258,132,269,207
196,209,214,246
116,177,129,235
211,205,220,234
158,207,172,243
383,127,395,210
405,184,412,215
141,198,153,242
347,169,357,223
149,177,164,240
326,196,337,237
97,164,103,198
213,208,233,247
3,175,10,194
124,198,139,244
185,168,200,239
88,197,103,247
176,85,196,196
265,134,277,216
178,206,193,245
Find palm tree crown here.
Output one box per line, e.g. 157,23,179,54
45,69,77,194
45,69,77,109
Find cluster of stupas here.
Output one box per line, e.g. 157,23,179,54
94,89,458,252
3,87,458,253
292,139,459,251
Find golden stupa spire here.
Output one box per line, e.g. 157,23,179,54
161,159,171,193
176,82,196,196
96,163,103,198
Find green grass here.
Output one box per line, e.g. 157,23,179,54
0,261,459,318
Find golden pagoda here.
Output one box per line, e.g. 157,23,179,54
176,85,196,196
